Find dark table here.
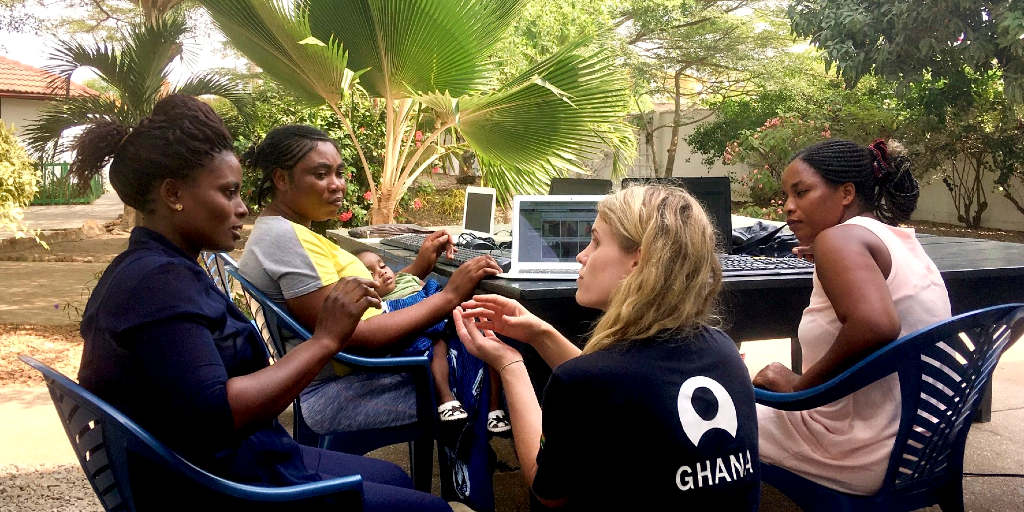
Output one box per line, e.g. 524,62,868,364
327,230,1024,421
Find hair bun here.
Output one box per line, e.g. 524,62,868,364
868,139,893,179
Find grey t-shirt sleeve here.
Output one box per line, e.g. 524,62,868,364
238,216,327,302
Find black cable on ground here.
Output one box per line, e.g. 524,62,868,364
963,472,1024,478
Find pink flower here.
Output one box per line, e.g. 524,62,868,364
413,198,423,210
338,211,353,222
415,141,421,148
776,208,783,214
359,126,365,133
822,130,831,138
758,184,763,188
752,169,758,174
414,130,423,142
363,191,373,201
432,166,441,174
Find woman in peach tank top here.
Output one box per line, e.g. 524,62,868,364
753,139,951,495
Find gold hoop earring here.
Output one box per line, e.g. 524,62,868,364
174,204,183,211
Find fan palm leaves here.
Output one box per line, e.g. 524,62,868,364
199,0,634,223
22,11,248,185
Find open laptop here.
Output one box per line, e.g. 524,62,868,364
498,195,604,280
621,176,733,251
548,177,613,195
462,186,497,238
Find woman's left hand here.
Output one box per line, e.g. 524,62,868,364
752,362,800,393
453,306,522,369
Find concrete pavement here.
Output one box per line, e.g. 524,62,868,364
0,192,125,240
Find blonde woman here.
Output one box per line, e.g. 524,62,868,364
453,186,760,510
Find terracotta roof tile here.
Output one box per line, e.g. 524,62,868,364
0,56,97,99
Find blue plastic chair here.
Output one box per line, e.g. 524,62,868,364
227,267,437,493
199,251,238,296
755,303,1024,512
19,355,364,511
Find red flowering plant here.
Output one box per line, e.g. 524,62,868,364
724,116,832,220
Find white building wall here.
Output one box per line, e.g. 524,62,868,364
0,96,47,139
912,174,1023,231
0,96,77,162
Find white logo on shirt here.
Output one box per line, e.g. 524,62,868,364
675,376,751,492
676,376,737,446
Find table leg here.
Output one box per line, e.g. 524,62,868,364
975,381,993,423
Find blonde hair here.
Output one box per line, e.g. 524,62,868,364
582,185,722,355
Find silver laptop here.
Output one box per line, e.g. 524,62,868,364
499,195,604,280
462,186,497,238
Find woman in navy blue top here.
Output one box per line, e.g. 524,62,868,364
75,94,451,511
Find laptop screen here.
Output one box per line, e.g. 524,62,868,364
463,186,496,236
548,178,613,195
621,177,733,250
516,199,599,263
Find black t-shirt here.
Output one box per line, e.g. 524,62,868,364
78,227,318,488
532,327,760,511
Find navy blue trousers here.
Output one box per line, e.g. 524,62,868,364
301,445,450,511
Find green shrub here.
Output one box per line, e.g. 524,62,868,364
0,123,40,233
432,188,466,221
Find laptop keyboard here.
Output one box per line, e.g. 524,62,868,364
516,268,580,276
719,254,814,275
379,233,429,252
380,234,512,271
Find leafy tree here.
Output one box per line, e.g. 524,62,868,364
0,122,39,236
622,0,795,176
21,11,246,226
1,0,191,35
788,0,1024,106
199,0,635,224
900,68,1022,227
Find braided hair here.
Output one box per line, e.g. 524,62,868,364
71,94,234,213
791,138,920,225
239,124,340,207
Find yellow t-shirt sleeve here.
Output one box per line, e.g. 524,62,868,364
291,225,382,321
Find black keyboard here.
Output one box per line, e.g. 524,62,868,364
719,254,814,276
380,234,512,272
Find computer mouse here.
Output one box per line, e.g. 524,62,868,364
488,257,512,274
468,240,496,250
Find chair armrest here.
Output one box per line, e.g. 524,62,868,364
333,352,430,371
195,473,364,503
754,343,908,411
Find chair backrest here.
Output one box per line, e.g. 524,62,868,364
18,355,363,511
881,304,1023,495
198,251,239,297
226,267,311,361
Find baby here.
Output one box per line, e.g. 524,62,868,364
357,250,510,433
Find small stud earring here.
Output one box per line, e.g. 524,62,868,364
174,204,183,211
